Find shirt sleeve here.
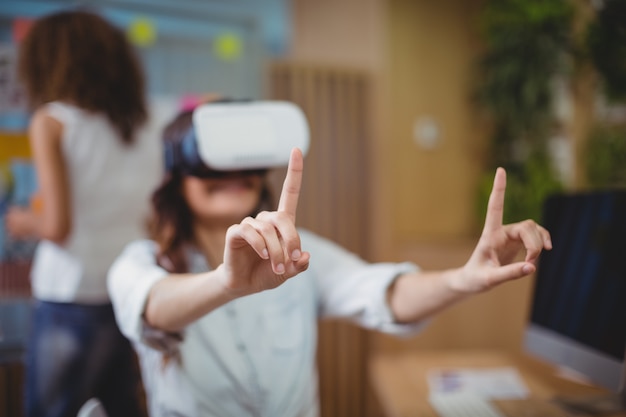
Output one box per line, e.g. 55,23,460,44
107,240,169,343
301,230,428,337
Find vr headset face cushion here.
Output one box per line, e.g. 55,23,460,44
164,127,205,176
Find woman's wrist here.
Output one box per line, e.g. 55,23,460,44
210,263,247,302
447,266,486,295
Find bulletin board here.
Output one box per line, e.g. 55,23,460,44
0,33,33,297
0,130,30,160
0,130,36,298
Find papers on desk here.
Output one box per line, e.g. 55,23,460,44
427,367,529,399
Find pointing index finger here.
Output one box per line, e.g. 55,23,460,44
484,167,506,232
277,148,304,220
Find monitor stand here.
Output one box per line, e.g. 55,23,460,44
553,361,626,416
553,394,626,415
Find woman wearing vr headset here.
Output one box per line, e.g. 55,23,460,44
6,9,160,417
108,106,551,417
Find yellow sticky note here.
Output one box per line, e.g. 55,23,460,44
214,33,242,61
127,17,157,47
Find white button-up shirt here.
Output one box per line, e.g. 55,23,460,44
108,229,424,417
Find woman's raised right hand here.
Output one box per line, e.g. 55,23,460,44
219,148,311,297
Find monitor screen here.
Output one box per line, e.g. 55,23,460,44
524,190,626,391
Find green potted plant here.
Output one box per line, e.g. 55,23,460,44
586,0,626,103
474,0,574,224
582,0,626,189
585,124,626,188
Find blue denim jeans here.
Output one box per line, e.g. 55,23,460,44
25,300,144,417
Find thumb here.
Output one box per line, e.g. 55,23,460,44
486,262,535,287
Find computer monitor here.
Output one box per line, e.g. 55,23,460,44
524,190,626,396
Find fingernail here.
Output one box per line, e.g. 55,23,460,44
262,248,269,259
276,263,285,274
291,249,301,260
522,264,534,274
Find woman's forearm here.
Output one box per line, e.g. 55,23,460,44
144,264,236,331
387,268,471,324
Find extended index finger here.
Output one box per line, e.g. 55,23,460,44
483,167,506,232
277,148,304,220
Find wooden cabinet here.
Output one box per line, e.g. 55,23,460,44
269,62,376,417
0,361,24,417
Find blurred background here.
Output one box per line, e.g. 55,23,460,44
1,0,625,416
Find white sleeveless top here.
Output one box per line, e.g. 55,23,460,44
31,101,163,304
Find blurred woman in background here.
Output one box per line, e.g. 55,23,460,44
6,9,161,417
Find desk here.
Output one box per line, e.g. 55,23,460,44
369,350,626,417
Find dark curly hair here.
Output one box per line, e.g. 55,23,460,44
148,110,275,273
17,9,147,144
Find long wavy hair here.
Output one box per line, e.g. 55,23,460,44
148,110,274,273
17,9,147,144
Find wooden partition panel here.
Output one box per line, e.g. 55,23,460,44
268,63,378,417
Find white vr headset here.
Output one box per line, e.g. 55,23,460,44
165,100,310,176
